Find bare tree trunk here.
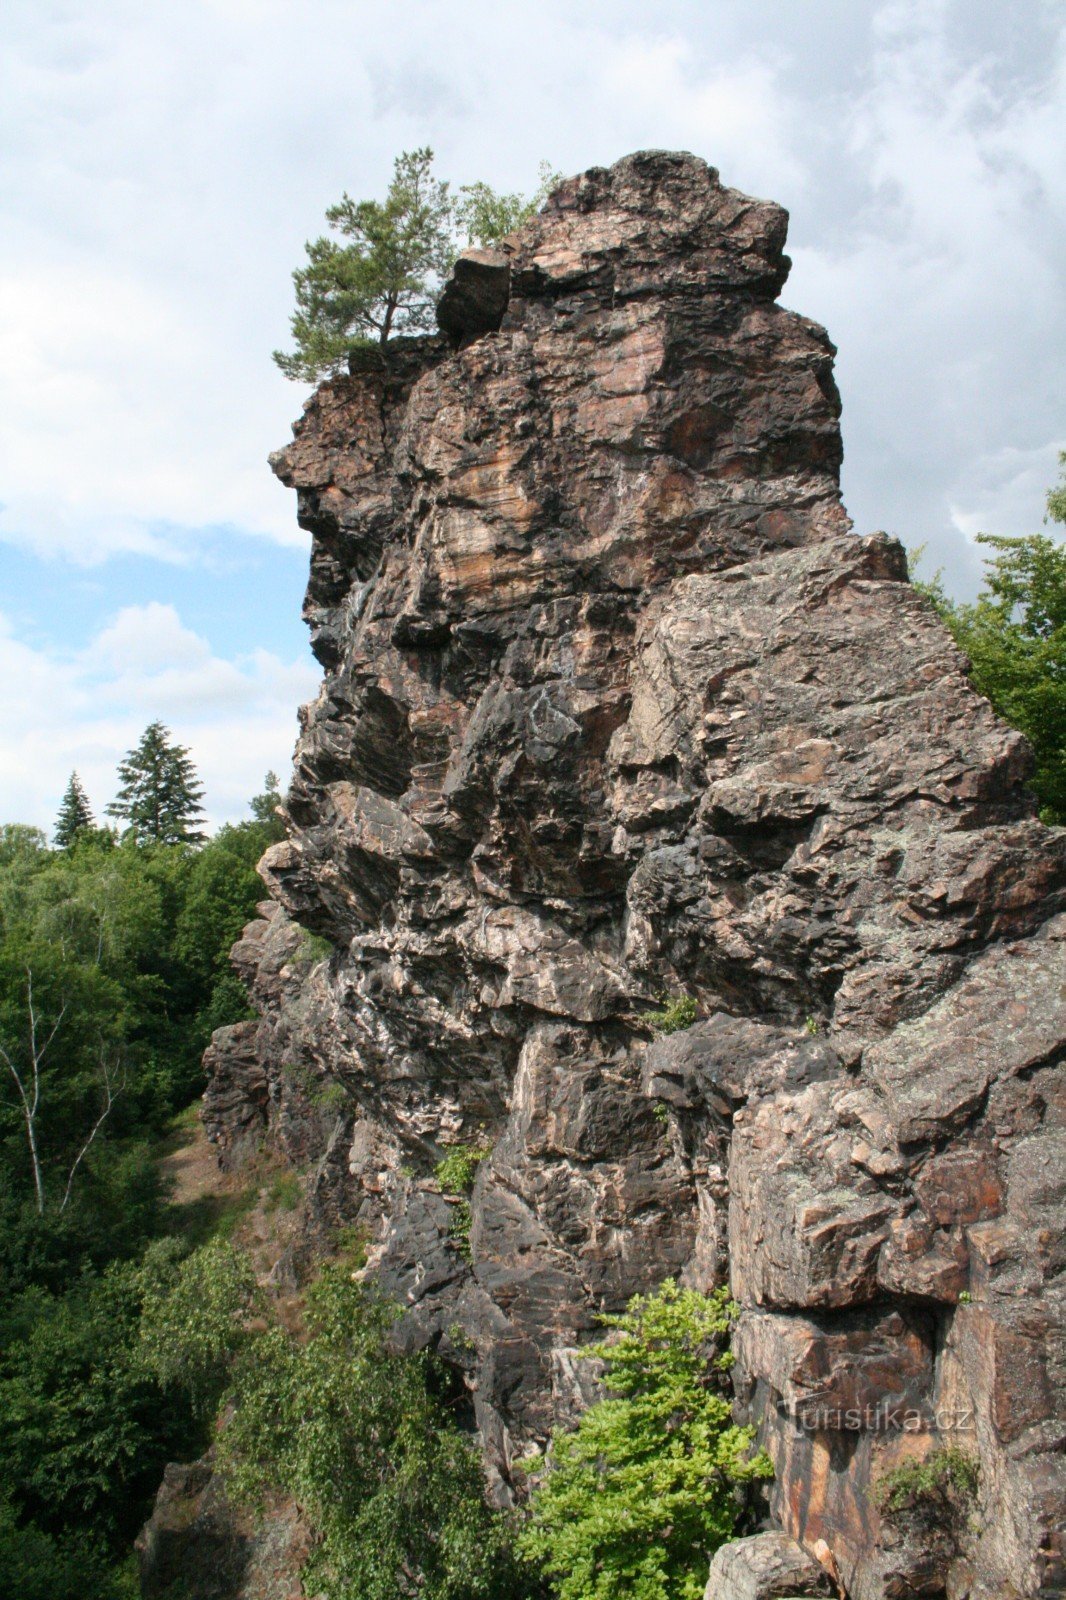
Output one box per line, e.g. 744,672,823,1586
0,970,67,1214
60,1044,124,1212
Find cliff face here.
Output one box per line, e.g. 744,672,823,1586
208,153,1065,1599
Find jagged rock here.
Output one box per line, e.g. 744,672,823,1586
197,151,1066,1599
136,1457,309,1600
437,247,511,343
704,1529,834,1597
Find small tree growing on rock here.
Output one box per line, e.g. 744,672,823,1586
274,150,559,382
273,147,455,381
520,1280,772,1600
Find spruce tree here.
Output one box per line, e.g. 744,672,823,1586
106,722,206,845
53,772,94,847
248,771,286,842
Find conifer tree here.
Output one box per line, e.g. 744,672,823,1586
106,722,206,845
53,772,94,847
248,771,284,838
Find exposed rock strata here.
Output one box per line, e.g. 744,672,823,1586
204,152,1065,1599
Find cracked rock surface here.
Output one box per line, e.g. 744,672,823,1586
200,152,1065,1599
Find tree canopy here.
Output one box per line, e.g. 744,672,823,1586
0,781,286,1595
53,774,94,849
914,454,1066,824
106,722,205,846
274,149,560,383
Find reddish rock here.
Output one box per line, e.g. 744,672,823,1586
194,152,1066,1599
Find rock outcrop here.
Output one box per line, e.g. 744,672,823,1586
206,152,1065,1599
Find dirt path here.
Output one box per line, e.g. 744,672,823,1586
159,1106,222,1208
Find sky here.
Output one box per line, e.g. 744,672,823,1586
1,0,1064,832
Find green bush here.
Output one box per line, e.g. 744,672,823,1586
520,1280,772,1600
136,1238,260,1416
875,1447,980,1520
220,1265,528,1600
435,1142,491,1196
639,995,698,1036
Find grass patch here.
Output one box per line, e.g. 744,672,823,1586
639,994,698,1035
876,1447,980,1523
265,1171,302,1212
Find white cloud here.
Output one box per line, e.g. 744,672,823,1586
785,0,1066,588
0,0,1062,697
0,602,319,832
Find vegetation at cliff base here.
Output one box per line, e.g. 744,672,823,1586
274,148,560,381
520,1280,772,1600
912,453,1066,824
0,747,285,1595
217,1264,527,1600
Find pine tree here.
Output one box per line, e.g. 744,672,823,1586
106,722,206,845
53,772,94,847
248,771,286,842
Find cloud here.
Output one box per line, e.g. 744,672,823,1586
0,0,1062,626
0,601,319,833
785,0,1066,587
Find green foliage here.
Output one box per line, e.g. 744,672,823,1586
220,1265,528,1600
0,777,282,1585
53,773,95,849
136,1238,260,1416
1046,448,1066,526
265,1170,302,1211
434,1145,490,1260
247,770,286,842
0,1250,202,1564
909,464,1066,823
435,1141,491,1195
106,722,205,845
456,162,560,245
639,994,699,1036
295,926,334,965
0,1494,131,1600
520,1280,772,1600
875,1447,980,1521
275,151,558,381
274,147,455,380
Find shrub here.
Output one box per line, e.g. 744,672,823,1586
219,1265,528,1600
639,995,698,1036
520,1280,772,1600
875,1447,980,1522
136,1238,260,1416
435,1142,490,1196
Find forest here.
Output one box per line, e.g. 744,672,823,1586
0,735,283,1596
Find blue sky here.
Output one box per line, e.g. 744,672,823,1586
2,0,1064,830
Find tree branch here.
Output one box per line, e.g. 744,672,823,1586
60,1044,125,1213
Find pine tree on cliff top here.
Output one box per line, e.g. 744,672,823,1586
106,722,206,845
274,150,560,383
273,147,454,382
53,771,94,846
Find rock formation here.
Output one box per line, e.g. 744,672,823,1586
202,152,1065,1599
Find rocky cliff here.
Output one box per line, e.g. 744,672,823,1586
203,152,1065,1600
